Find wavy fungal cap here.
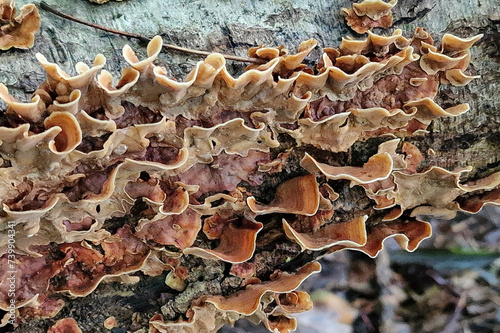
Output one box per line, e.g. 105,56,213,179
343,0,397,34
0,0,40,50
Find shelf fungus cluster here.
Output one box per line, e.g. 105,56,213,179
0,0,40,50
342,0,397,34
0,24,493,332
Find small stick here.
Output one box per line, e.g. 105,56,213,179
39,2,266,64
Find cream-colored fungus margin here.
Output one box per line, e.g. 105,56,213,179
286,98,468,153
283,216,368,251
352,0,398,21
184,118,279,166
328,218,433,258
420,34,483,86
0,84,44,122
300,152,393,184
339,29,409,56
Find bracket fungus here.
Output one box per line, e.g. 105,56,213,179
342,0,397,34
47,318,82,333
0,0,40,50
0,3,494,331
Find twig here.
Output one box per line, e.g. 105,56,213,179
38,2,266,65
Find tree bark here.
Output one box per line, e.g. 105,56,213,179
1,0,499,332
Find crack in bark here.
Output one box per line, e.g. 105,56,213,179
393,6,435,26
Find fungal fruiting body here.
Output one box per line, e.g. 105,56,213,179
342,0,397,34
0,26,492,332
0,0,40,50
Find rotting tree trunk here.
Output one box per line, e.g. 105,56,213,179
1,0,499,332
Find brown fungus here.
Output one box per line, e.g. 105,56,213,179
247,174,320,216
47,317,82,333
329,218,432,258
0,0,40,50
283,216,368,251
0,83,45,122
300,152,393,185
0,17,486,332
183,216,263,263
43,112,83,154
342,0,397,34
203,262,321,316
149,304,240,333
273,290,314,314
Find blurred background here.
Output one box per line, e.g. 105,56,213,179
220,207,500,333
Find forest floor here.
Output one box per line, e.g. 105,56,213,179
220,207,500,333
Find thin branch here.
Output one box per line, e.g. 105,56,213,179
38,2,266,65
